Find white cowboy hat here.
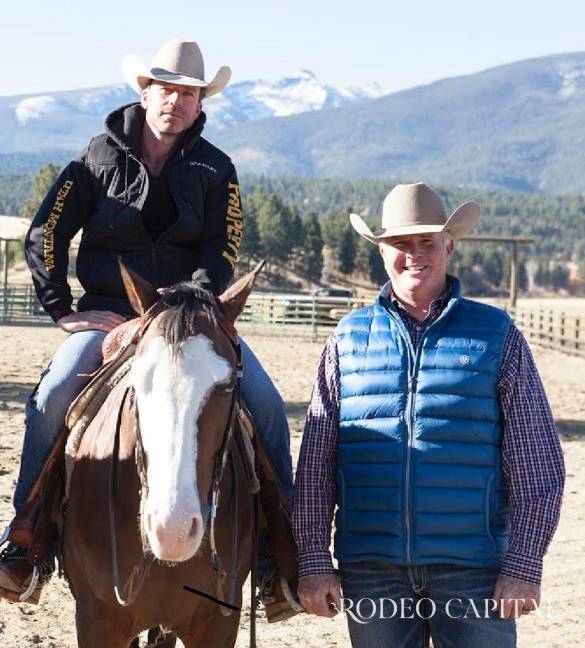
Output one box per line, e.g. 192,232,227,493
122,39,231,98
350,182,480,243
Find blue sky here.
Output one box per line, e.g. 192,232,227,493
3,0,585,96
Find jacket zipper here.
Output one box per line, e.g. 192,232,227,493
404,337,424,566
385,286,458,567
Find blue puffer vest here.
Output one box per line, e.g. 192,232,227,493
334,279,512,567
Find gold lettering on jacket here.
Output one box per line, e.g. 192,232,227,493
223,182,243,269
43,180,73,272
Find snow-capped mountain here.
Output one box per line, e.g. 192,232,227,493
205,69,382,129
0,71,383,156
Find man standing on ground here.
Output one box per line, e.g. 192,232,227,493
293,182,565,647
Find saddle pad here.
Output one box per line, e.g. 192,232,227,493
64,359,133,500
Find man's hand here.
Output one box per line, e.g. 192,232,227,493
298,573,342,618
493,574,541,619
57,310,127,334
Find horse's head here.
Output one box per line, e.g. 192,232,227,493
122,264,261,563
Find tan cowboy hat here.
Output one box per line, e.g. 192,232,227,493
350,182,480,243
122,39,231,98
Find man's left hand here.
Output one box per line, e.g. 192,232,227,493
493,575,541,619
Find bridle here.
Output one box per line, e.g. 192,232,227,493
107,295,258,643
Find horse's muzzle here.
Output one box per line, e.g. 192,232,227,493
144,512,204,562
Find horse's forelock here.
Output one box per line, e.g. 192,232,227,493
147,282,220,357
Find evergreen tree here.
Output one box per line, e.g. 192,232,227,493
550,264,569,290
288,206,305,271
339,225,357,275
321,208,352,265
256,192,295,270
20,163,60,220
535,261,550,287
518,260,528,291
240,195,262,265
299,212,324,283
483,251,504,288
368,244,387,284
354,236,372,277
320,209,343,254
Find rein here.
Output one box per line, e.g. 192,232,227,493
108,384,152,607
106,298,259,646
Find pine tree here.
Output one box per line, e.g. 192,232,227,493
339,225,357,275
256,192,295,270
288,206,305,271
368,244,387,284
550,264,569,290
483,251,504,288
299,212,324,282
240,194,262,265
518,260,528,291
20,163,61,220
535,261,550,287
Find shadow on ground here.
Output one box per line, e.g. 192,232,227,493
286,402,310,418
0,382,36,408
557,419,585,440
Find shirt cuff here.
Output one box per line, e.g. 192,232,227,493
298,549,336,579
49,307,74,324
500,551,543,584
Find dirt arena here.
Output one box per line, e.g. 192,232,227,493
0,325,584,647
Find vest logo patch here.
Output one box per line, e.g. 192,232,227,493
459,354,471,365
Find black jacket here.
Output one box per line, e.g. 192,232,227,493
25,103,243,322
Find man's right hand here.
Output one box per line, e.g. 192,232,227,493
57,311,127,334
298,573,342,618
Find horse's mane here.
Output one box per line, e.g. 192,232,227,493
147,281,221,356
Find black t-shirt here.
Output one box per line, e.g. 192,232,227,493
141,171,179,240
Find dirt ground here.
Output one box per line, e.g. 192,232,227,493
0,325,584,647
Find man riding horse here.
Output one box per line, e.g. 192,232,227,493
0,39,296,620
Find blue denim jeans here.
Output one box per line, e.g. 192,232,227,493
13,330,107,511
339,562,516,648
13,331,293,512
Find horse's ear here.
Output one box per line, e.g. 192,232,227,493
118,258,160,316
219,261,264,324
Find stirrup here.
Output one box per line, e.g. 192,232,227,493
19,566,40,602
280,576,304,613
0,525,9,548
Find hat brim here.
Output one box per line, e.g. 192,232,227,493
350,202,480,244
121,54,231,98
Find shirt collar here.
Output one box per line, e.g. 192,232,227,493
382,276,453,320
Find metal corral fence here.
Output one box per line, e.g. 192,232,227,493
2,284,585,357
0,283,369,339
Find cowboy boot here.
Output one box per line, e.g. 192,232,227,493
259,566,304,623
0,542,55,604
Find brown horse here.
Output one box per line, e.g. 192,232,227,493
61,265,262,647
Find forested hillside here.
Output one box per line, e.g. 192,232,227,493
2,170,583,295
243,175,585,261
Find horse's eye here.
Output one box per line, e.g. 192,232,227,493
223,385,235,394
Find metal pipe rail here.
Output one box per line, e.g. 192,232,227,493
2,284,584,356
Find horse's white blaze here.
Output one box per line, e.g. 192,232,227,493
129,334,231,562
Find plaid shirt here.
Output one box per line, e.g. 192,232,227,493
293,281,565,584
